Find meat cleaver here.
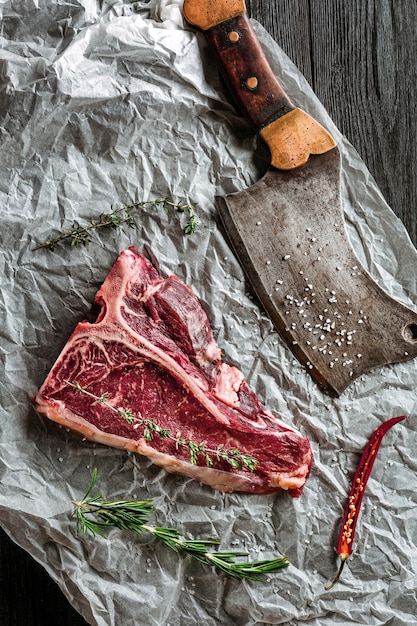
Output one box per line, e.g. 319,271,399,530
183,0,417,397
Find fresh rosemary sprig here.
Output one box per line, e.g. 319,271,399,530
65,380,258,472
72,469,290,582
34,198,198,250
160,198,198,235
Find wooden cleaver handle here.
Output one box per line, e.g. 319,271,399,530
183,0,336,170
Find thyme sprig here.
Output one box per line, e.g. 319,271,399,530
73,469,290,582
34,198,198,250
65,380,258,472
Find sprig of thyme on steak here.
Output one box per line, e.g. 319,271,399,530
65,380,258,472
34,198,198,250
72,468,290,582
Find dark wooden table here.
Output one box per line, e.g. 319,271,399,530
1,2,416,624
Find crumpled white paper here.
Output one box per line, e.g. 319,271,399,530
1,1,417,624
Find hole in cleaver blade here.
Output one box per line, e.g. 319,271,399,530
216,148,417,397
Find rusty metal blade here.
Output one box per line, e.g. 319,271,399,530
217,147,417,396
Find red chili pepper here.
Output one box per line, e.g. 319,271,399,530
325,414,407,591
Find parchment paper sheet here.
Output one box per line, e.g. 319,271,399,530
1,1,417,624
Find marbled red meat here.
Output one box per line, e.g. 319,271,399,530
33,247,312,495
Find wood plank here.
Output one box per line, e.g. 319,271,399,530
249,0,417,245
248,0,313,84
0,526,88,625
2,2,416,625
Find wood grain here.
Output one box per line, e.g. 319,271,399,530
2,2,416,624
0,528,87,625
248,0,417,245
205,13,295,129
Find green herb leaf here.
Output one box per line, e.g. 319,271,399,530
34,198,199,251
72,469,290,582
64,380,258,472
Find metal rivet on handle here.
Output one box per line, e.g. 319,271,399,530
228,31,240,43
245,76,258,90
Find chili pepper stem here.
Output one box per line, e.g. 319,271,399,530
324,556,347,591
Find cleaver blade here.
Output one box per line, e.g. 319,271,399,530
183,0,417,397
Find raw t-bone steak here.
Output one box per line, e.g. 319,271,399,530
33,247,312,495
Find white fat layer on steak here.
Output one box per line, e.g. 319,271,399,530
36,325,295,439
34,400,310,494
33,247,312,495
